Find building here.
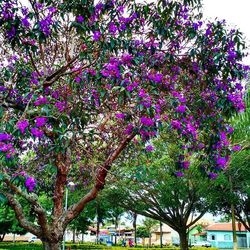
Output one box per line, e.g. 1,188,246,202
206,222,250,248
189,226,207,244
150,223,179,246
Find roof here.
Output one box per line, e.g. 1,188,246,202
206,223,247,232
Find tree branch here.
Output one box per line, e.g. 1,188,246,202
0,190,41,236
63,132,135,226
4,178,49,236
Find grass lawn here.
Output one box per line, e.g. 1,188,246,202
0,243,220,250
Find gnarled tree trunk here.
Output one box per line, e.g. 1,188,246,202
42,241,61,250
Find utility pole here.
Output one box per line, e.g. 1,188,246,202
229,175,237,250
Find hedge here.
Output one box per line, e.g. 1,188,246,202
0,242,218,250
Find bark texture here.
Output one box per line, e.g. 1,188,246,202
42,241,61,250
179,230,189,250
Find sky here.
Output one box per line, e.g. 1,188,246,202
202,0,250,64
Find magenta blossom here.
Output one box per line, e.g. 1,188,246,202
216,157,227,167
145,145,154,152
31,128,44,138
232,145,241,151
208,172,218,180
183,161,190,169
171,120,182,130
116,113,125,119
93,31,101,41
17,120,29,134
76,15,84,23
175,171,184,177
0,133,12,141
55,101,67,112
35,117,47,127
176,105,186,113
140,117,154,127
34,96,48,106
25,177,36,192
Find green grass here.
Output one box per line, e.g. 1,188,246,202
0,243,219,250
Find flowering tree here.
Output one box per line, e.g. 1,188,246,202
0,0,248,249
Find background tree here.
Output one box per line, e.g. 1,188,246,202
210,89,250,231
0,0,248,249
142,218,159,247
105,136,220,250
0,206,27,242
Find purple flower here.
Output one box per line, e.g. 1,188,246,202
208,172,218,180
25,177,36,192
116,113,125,119
0,133,12,141
34,97,48,106
216,157,227,167
39,15,53,36
48,7,57,13
176,105,186,113
140,117,154,127
21,17,30,28
175,171,184,177
6,26,16,39
93,31,101,41
17,120,29,134
124,124,134,135
109,22,118,35
121,54,133,65
232,145,241,151
55,101,67,112
146,145,154,152
76,15,84,23
35,2,43,9
0,86,7,92
35,117,47,127
220,131,227,141
31,128,44,138
183,161,190,169
154,73,163,83
138,89,147,98
0,143,13,152
171,120,182,130
75,76,81,83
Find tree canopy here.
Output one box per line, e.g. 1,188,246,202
0,0,248,249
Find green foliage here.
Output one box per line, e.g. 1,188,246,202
0,206,26,241
207,88,250,230
136,226,150,238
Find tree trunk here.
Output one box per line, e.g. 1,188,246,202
160,222,163,248
179,230,189,250
133,213,137,246
0,234,5,242
73,228,76,243
115,222,117,245
96,219,100,244
42,241,61,250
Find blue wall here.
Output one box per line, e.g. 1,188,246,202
207,231,249,248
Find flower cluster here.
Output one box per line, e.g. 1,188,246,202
25,176,36,192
